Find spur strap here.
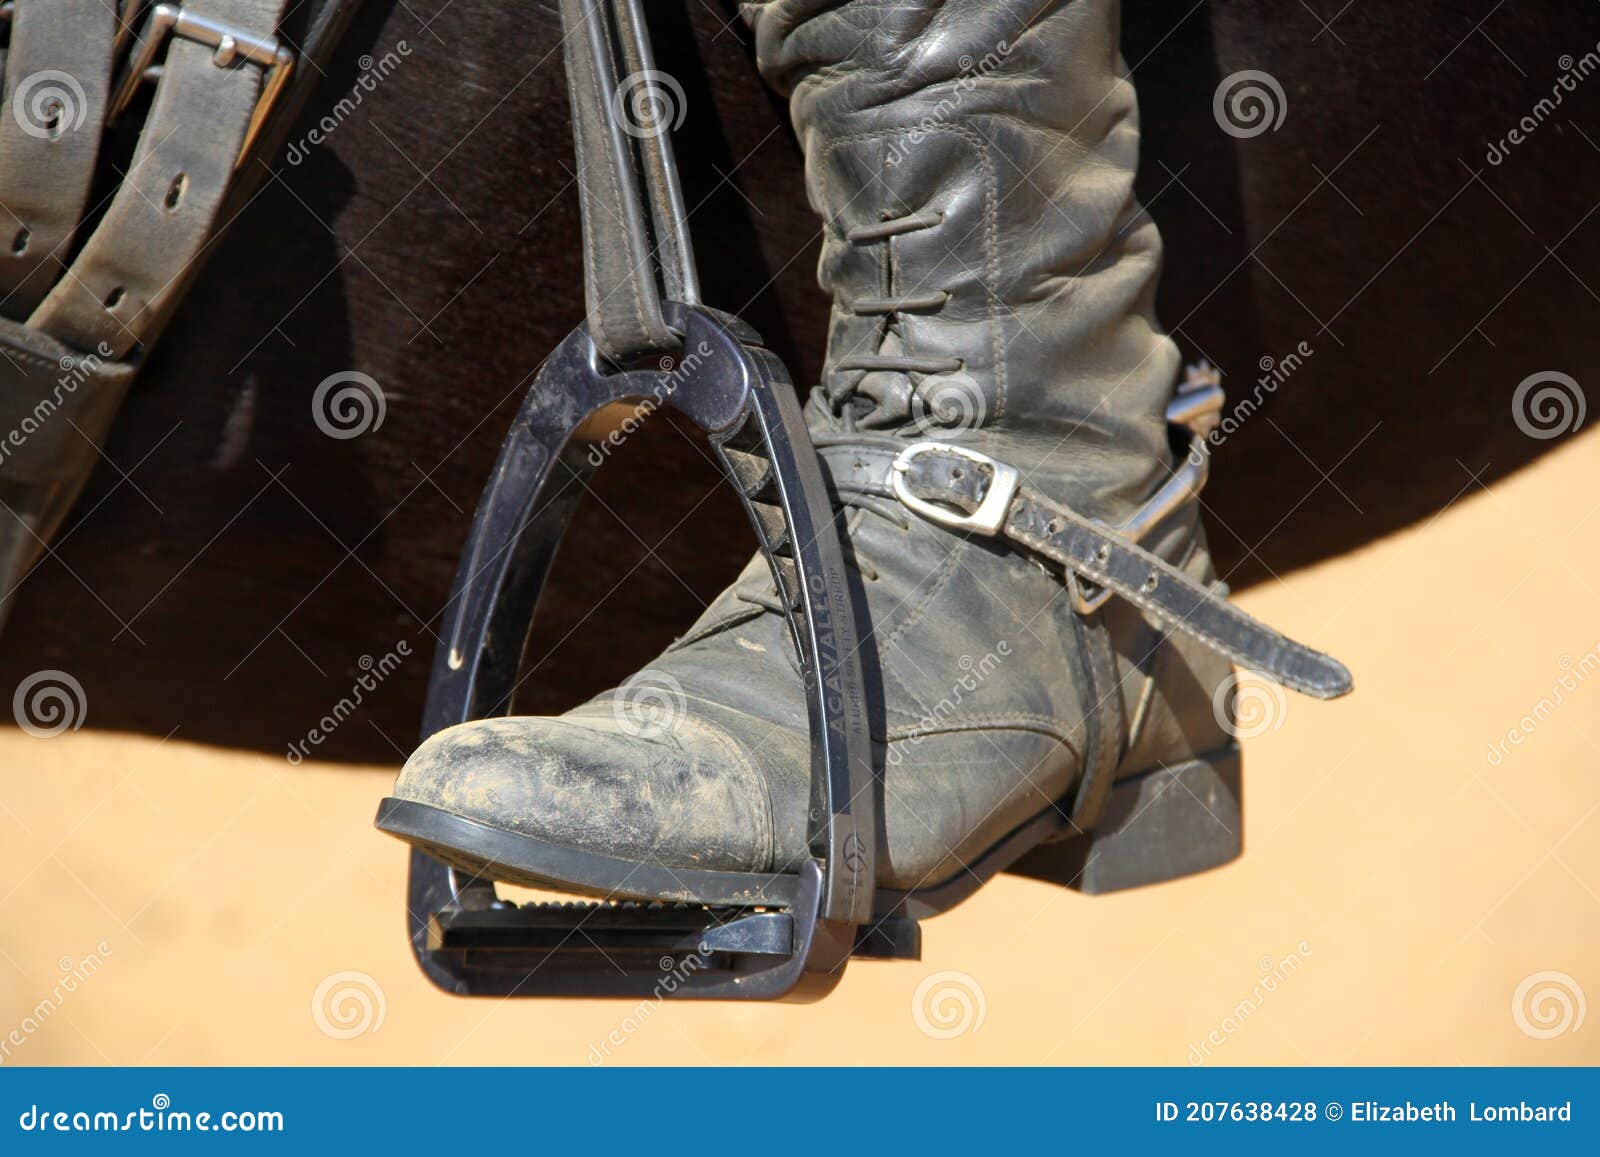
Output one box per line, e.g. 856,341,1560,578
817,439,1352,700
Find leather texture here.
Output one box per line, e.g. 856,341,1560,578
33,0,294,357
0,316,136,629
0,1,117,311
0,0,366,630
838,442,1351,698
558,0,683,364
390,0,1353,891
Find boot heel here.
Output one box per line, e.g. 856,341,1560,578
1010,746,1242,894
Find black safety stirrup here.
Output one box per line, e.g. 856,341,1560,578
378,0,910,1000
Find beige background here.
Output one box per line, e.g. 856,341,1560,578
2,432,1597,1065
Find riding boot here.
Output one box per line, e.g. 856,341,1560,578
378,0,1350,897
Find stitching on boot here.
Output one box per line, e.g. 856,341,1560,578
865,536,964,724
679,698,776,870
881,637,936,727
887,710,1083,752
876,533,961,654
818,123,1004,422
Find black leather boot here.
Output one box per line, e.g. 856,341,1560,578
377,0,1349,901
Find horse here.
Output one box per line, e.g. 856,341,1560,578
3,0,1594,761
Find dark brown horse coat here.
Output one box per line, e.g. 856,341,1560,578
3,1,1595,760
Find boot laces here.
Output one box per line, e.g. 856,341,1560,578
735,209,953,610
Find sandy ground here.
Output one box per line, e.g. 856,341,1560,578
2,433,1598,1066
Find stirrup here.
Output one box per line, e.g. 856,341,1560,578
375,300,915,1000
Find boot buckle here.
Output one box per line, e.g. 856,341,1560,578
891,442,1020,536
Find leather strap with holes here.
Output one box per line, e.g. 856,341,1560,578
0,0,366,355
0,1,117,312
0,0,366,625
819,441,1353,700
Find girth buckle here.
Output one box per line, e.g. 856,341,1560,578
110,3,294,168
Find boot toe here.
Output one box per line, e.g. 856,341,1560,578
390,709,774,874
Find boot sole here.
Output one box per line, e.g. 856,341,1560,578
375,744,1241,918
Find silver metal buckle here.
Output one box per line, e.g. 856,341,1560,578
110,3,294,169
1070,363,1226,613
891,442,1020,537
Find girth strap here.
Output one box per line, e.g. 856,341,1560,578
817,440,1353,700
28,0,294,356
0,0,366,630
0,1,117,311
